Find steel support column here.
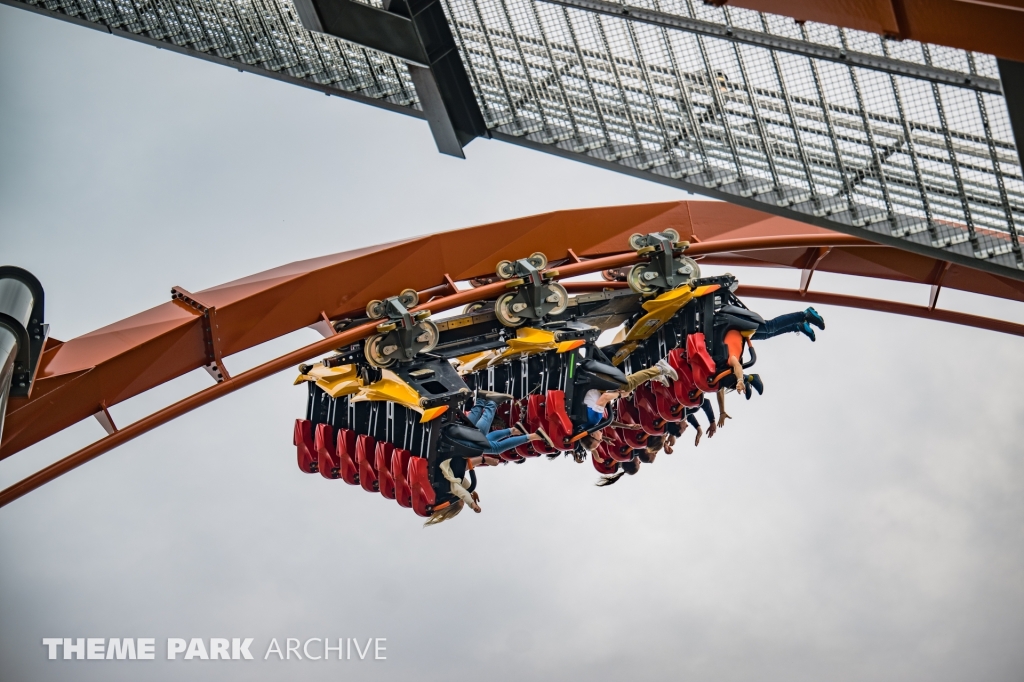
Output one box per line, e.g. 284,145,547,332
293,0,487,156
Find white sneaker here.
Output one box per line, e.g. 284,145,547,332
656,358,678,382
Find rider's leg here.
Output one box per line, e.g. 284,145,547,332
624,366,664,393
751,311,807,340
484,434,531,455
470,398,498,433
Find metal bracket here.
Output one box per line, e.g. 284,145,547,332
93,403,118,436
293,0,488,157
171,287,231,382
799,246,833,294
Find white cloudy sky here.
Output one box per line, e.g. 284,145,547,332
2,5,1024,681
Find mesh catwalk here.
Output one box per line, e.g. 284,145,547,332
8,0,1024,276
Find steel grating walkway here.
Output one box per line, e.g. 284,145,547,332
7,0,1024,278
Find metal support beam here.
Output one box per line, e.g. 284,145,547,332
542,0,1004,94
293,0,487,157
997,58,1024,171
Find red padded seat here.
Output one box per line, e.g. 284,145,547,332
666,348,702,408
294,419,317,474
602,428,634,461
522,393,552,455
375,441,396,500
392,449,413,508
514,441,539,458
335,428,359,485
592,444,619,474
356,435,379,493
651,381,685,421
616,397,640,426
408,457,435,517
614,420,649,450
634,387,666,435
688,333,727,393
545,390,572,450
315,423,340,479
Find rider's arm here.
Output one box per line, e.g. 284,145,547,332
700,398,715,424
728,354,745,393
716,389,731,428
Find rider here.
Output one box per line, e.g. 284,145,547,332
461,391,555,453
426,450,505,526
582,358,678,429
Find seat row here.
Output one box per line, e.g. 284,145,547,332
293,420,436,517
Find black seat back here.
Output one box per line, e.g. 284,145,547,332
580,359,628,391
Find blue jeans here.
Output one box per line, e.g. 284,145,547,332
484,428,531,455
461,399,529,454
752,312,805,340
466,399,497,433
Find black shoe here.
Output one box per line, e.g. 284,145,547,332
477,390,514,403
744,382,753,400
512,421,528,436
804,307,825,330
748,374,764,395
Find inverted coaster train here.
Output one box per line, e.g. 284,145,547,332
2,201,1023,511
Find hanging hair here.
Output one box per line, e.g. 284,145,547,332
546,452,561,460
422,500,465,527
645,435,664,453
596,471,626,487
595,458,640,487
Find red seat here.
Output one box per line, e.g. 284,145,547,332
524,393,552,455
356,435,379,493
634,386,666,435
375,441,396,500
294,419,317,473
496,400,513,428
514,441,539,458
505,401,535,459
616,397,640,426
392,449,413,508
545,390,572,450
408,457,435,517
688,333,724,393
613,420,649,451
315,423,339,479
336,428,359,485
651,381,685,422
603,428,634,461
593,444,619,474
666,348,703,408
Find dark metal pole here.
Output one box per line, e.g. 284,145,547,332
0,267,46,443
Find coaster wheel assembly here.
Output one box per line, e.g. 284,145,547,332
492,253,568,328
626,231,700,295
362,290,439,368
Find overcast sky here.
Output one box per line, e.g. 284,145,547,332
2,5,1024,682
